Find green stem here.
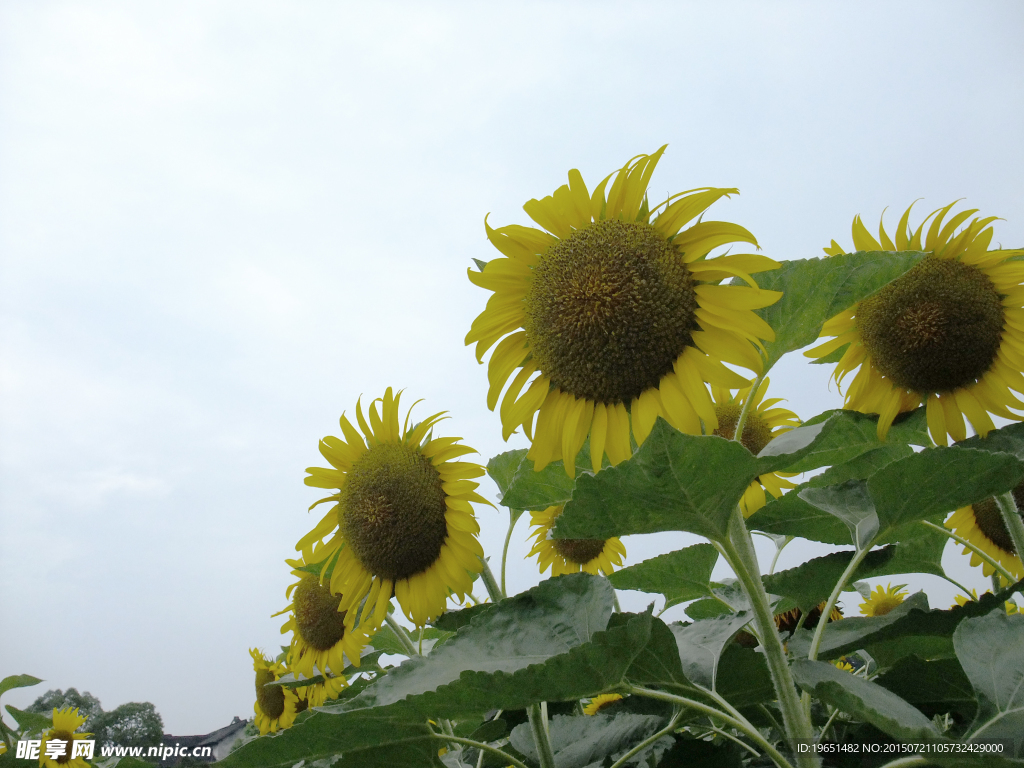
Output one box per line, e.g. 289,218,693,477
627,686,795,768
384,613,419,656
527,703,556,768
430,734,530,768
733,371,766,443
720,507,819,768
612,592,622,613
501,514,521,597
479,556,505,602
768,536,793,576
942,575,975,598
701,722,761,757
995,491,1024,577
921,520,1017,584
607,712,683,768
808,546,870,661
818,706,842,744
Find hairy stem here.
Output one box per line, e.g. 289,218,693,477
501,514,521,596
479,556,505,602
808,546,870,661
430,733,530,768
721,507,819,768
527,703,556,768
627,686,795,768
995,491,1024,577
921,520,1017,584
384,613,419,656
607,711,683,768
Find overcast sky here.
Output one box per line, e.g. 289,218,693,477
2,1,1022,736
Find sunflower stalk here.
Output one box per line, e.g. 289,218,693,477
500,514,520,596
526,702,556,768
721,505,819,768
921,520,1018,584
994,491,1024,578
430,733,531,768
384,613,420,656
731,370,766,442
479,556,505,601
807,545,871,661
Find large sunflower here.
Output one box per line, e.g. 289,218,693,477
711,378,799,516
526,505,626,576
806,202,1024,445
297,388,489,628
945,482,1024,581
466,147,781,475
40,708,92,768
277,543,367,681
250,649,300,735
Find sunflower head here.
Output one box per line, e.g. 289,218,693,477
953,590,1021,615
833,659,855,673
859,584,908,617
711,378,800,516
297,388,488,628
526,505,626,577
466,147,782,476
583,693,624,715
40,708,91,767
250,649,300,735
946,484,1024,581
774,602,843,633
807,202,1024,445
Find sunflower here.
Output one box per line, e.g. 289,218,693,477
526,505,626,576
859,584,908,617
465,147,781,476
711,378,800,516
953,590,1020,615
945,483,1024,581
297,388,489,628
775,602,843,633
833,659,855,673
583,694,624,715
250,649,300,735
278,545,367,681
296,674,348,709
806,202,1024,445
39,708,91,768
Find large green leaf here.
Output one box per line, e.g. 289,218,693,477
607,544,719,609
750,249,928,371
508,712,669,768
433,603,496,633
955,612,1024,756
487,449,528,524
791,658,945,743
873,656,977,721
499,449,582,510
953,421,1024,462
798,480,879,550
748,486,852,544
762,547,896,612
655,737,744,767
670,613,753,690
3,705,51,734
0,675,42,698
556,420,758,542
713,644,774,707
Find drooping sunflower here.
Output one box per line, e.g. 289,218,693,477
466,147,782,476
583,694,624,715
40,708,91,768
278,545,367,680
945,483,1024,581
526,505,626,577
250,649,300,735
775,601,843,633
806,202,1024,445
297,388,489,628
711,378,800,517
859,584,908,617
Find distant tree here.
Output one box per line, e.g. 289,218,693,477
92,702,164,753
26,688,104,732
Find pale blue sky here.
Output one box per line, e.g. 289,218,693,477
2,1,1022,734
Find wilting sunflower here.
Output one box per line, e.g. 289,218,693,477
466,147,781,475
859,584,908,617
806,202,1024,445
40,708,91,768
526,505,626,576
250,649,300,735
583,694,624,715
711,378,800,516
297,388,489,628
278,545,367,680
945,483,1024,581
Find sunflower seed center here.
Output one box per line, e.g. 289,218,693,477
51,731,74,764
293,575,347,652
971,483,1024,555
553,536,608,565
856,257,1004,392
341,442,448,582
524,219,698,403
255,668,286,720
714,402,773,455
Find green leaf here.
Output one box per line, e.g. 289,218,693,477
655,737,744,767
810,444,915,488
499,448,584,510
951,420,1024,462
750,249,929,371
762,547,897,612
670,613,753,689
873,656,977,721
714,644,774,707
865,635,956,668
0,675,42,699
3,705,51,734
798,480,879,550
368,625,412,656
792,658,944,743
487,450,528,524
467,717,507,743
748,486,852,544
557,420,759,542
868,447,1024,534
955,612,1024,756
508,712,668,768
607,544,719,609
433,603,496,633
